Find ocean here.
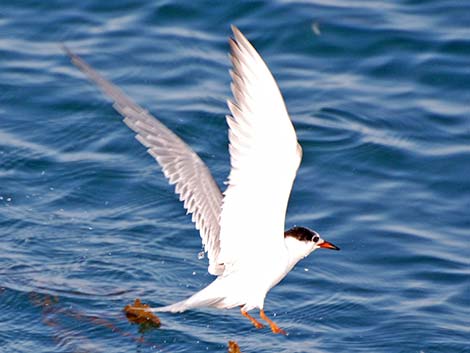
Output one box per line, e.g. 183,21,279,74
1,1,469,352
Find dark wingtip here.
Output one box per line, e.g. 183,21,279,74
60,43,73,58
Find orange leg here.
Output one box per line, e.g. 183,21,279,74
241,308,264,329
260,309,286,335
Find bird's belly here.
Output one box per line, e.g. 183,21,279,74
218,256,290,310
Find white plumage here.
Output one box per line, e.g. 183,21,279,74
218,27,302,274
65,25,339,334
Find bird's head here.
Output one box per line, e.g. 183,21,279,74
284,226,339,261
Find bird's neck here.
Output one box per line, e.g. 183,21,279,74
284,237,315,271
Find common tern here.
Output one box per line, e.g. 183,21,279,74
65,25,339,334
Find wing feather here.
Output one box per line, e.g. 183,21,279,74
217,26,302,272
64,46,224,275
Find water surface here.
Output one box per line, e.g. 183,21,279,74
1,1,469,352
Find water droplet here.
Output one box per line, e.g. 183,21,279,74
304,268,309,272
197,251,205,260
192,271,196,275
312,22,321,36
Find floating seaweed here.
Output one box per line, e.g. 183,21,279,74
228,340,243,353
29,292,157,350
123,298,161,328
29,292,242,351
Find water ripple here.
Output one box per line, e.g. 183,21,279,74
1,1,469,352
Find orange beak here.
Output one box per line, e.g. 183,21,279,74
318,240,340,251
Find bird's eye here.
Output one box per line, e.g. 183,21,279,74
313,236,319,243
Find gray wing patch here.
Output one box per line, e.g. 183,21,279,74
64,46,224,275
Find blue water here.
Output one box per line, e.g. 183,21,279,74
1,1,469,352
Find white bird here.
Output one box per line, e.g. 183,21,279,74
64,25,339,334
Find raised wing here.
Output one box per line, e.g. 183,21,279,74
217,26,302,272
64,46,224,275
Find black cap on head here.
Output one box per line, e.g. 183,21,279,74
284,226,319,242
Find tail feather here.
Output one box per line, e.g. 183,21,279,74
151,296,223,313
151,299,190,313
152,279,226,313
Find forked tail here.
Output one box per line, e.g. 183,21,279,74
151,280,225,313
151,299,190,313
151,296,223,313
